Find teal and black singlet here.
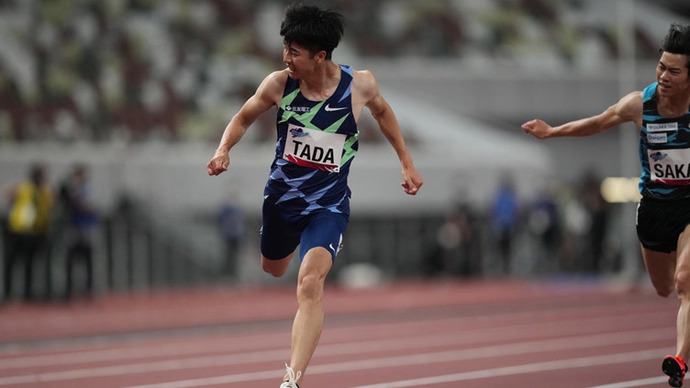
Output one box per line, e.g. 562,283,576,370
639,82,690,199
263,64,359,217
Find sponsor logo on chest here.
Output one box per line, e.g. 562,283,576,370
284,106,311,113
646,122,678,144
646,122,679,132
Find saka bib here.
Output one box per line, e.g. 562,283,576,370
648,147,690,185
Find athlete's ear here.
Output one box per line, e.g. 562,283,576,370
313,50,327,63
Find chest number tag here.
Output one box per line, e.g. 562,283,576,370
284,124,346,173
649,147,690,185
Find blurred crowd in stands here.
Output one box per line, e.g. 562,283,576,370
1,161,621,301
0,0,675,144
3,163,99,300
426,169,621,279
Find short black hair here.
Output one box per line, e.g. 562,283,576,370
280,3,345,60
660,23,690,70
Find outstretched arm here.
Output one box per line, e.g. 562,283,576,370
521,91,643,139
207,71,286,176
358,70,423,195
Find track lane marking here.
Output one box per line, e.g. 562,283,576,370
0,328,669,386
350,349,665,388
0,304,664,370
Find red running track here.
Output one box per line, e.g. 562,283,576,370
0,278,679,388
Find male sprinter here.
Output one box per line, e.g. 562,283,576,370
523,24,690,387
206,4,422,387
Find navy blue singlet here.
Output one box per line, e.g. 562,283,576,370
264,64,359,216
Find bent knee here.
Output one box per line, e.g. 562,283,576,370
676,269,690,296
656,285,674,298
261,256,290,277
650,274,674,297
297,273,325,301
262,265,286,278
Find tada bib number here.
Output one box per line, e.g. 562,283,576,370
284,124,346,173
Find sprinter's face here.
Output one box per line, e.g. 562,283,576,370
283,41,324,80
656,52,690,98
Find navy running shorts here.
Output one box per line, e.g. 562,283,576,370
261,197,348,262
636,196,690,253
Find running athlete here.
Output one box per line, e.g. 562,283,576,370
522,24,690,387
206,4,423,388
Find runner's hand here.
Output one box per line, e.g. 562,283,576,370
401,167,423,195
207,153,229,176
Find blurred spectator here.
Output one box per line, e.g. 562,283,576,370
399,1,466,57
0,63,27,141
491,175,520,274
579,170,610,273
428,204,480,277
527,185,561,273
3,163,54,300
558,183,590,272
217,192,245,278
58,164,98,298
551,171,611,275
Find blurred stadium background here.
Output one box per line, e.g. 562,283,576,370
1,0,689,300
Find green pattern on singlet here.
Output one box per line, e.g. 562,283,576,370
341,132,359,166
279,87,354,167
279,89,326,127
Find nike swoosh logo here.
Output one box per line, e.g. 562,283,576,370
329,243,336,252
324,104,347,112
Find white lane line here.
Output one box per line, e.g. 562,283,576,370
0,332,288,370
121,348,668,388
0,328,670,386
584,376,667,388
350,349,665,388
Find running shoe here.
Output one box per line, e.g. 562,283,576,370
280,363,301,388
663,355,688,387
